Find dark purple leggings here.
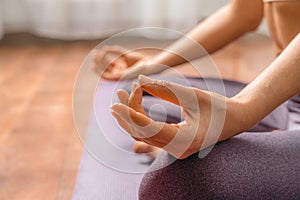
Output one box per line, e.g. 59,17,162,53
137,76,300,200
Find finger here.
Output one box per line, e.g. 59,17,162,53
131,82,138,93
93,50,112,70
102,61,128,80
123,51,145,66
101,46,147,68
111,58,127,71
135,137,167,149
138,75,198,109
133,142,162,159
117,89,129,105
112,99,164,145
102,55,118,73
111,103,151,127
133,142,157,153
102,46,137,65
111,103,153,142
92,50,103,65
129,83,146,115
92,50,105,74
94,49,125,73
102,71,121,80
111,103,179,143
111,111,144,142
112,107,150,142
112,104,196,158
111,111,134,135
102,45,127,55
94,60,113,77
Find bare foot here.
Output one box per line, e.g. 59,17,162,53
133,142,162,159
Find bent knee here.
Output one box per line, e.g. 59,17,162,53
139,133,300,199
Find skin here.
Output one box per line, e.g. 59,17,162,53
94,0,300,157
111,33,300,159
93,46,147,80
264,2,300,56
93,0,265,79
94,1,300,75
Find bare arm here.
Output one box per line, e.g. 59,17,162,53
151,0,264,67
111,33,300,159
229,33,300,135
95,0,264,80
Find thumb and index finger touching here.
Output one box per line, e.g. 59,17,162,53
113,76,184,137
137,75,199,110
94,46,143,66
115,75,199,124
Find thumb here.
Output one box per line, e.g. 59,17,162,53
128,82,146,115
138,75,198,109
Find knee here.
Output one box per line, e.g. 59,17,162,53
138,152,185,200
138,132,300,200
138,151,223,200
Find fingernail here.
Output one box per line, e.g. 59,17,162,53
117,90,129,105
138,75,152,84
116,91,122,102
116,89,124,96
110,104,114,110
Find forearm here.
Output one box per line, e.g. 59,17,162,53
151,0,263,67
233,33,300,129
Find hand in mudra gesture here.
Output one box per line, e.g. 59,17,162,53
111,75,249,159
93,45,146,80
93,45,170,80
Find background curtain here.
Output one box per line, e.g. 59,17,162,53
0,0,4,39
0,0,233,40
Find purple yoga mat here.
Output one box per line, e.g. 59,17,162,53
73,76,297,199
73,80,152,200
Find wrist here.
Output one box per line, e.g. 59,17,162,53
150,51,186,68
217,96,255,142
230,95,261,132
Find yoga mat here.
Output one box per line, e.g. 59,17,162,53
72,76,208,199
73,80,152,200
73,76,291,199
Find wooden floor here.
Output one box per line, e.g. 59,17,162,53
0,33,275,199
0,34,100,199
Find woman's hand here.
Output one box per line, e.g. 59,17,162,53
93,45,169,80
111,75,251,159
93,45,148,80
113,81,162,158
